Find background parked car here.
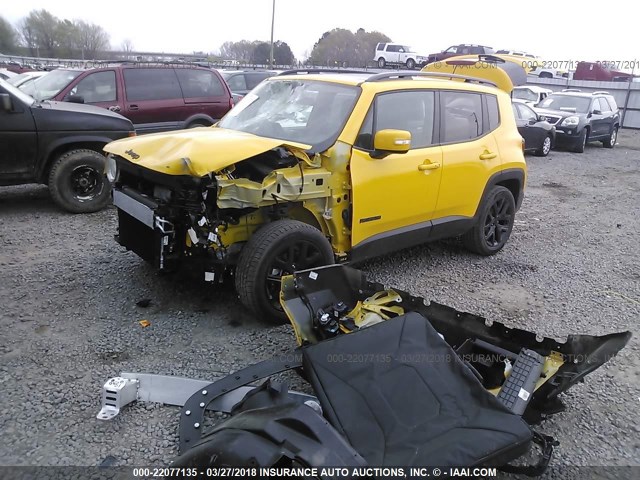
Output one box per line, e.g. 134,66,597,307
425,44,495,64
373,43,429,69
7,71,49,89
219,69,277,103
573,61,637,82
0,68,17,81
21,64,234,134
511,101,555,156
534,90,620,153
512,86,553,106
0,78,134,213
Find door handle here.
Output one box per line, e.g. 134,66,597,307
418,162,441,171
479,151,497,160
129,104,139,111
108,105,120,112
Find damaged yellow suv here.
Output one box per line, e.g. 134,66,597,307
104,63,527,321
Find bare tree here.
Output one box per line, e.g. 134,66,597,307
75,20,110,59
0,16,19,54
21,9,59,57
121,38,134,59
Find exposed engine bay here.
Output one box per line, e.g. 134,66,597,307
110,140,351,282
97,265,630,476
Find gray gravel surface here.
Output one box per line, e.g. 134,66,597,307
1,131,639,475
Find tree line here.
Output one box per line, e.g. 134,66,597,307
1,10,392,67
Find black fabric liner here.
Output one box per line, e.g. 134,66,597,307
302,311,533,467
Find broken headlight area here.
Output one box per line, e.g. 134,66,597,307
98,265,630,475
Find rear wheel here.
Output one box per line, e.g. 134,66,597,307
572,128,587,153
539,71,553,78
603,126,618,148
378,57,386,68
462,186,516,256
48,149,111,213
535,134,552,157
406,58,416,69
235,220,334,324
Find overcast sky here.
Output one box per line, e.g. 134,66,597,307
3,0,638,66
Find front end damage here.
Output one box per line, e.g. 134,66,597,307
97,266,630,474
104,129,352,282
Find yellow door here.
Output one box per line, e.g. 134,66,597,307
434,91,503,219
350,90,443,247
351,146,443,246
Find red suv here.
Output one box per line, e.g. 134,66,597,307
22,64,234,134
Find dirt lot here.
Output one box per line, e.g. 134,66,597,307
1,131,639,474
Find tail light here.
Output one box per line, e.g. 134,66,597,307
128,131,137,137
229,97,234,109
521,138,526,154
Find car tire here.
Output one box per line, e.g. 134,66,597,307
572,128,588,153
187,122,209,129
603,126,618,148
48,149,111,213
535,134,553,157
462,186,516,256
406,58,416,69
539,72,553,78
378,57,386,68
235,219,335,324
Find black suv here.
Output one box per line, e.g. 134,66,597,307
0,78,134,212
535,90,620,153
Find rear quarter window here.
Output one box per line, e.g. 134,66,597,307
176,69,225,98
606,96,618,111
486,95,500,131
123,68,182,101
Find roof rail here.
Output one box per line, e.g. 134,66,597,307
562,88,582,92
277,68,368,75
592,90,610,95
364,71,497,87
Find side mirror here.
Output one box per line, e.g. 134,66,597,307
66,94,85,104
0,93,12,112
592,109,602,115
371,129,411,158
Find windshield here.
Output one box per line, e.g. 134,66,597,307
0,78,35,106
512,89,538,102
537,94,591,114
218,79,360,152
22,69,82,101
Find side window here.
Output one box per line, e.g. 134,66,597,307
225,74,247,91
176,69,225,97
597,98,611,112
356,91,436,150
516,103,537,122
70,71,116,103
445,46,458,54
387,45,399,52
123,68,182,101
511,104,520,119
246,73,270,89
377,43,385,51
486,95,500,130
441,91,483,143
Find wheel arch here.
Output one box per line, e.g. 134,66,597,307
476,168,525,217
182,114,216,129
38,136,112,183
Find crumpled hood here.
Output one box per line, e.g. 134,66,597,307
104,127,311,177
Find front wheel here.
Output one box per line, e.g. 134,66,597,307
378,57,386,68
48,149,111,213
572,128,587,153
235,220,335,324
406,58,416,69
535,134,552,157
603,126,618,148
462,186,516,256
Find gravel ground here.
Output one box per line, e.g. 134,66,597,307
1,131,639,475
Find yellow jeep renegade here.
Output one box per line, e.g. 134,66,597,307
104,61,527,322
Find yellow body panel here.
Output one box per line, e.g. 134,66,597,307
104,127,311,177
421,57,524,93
